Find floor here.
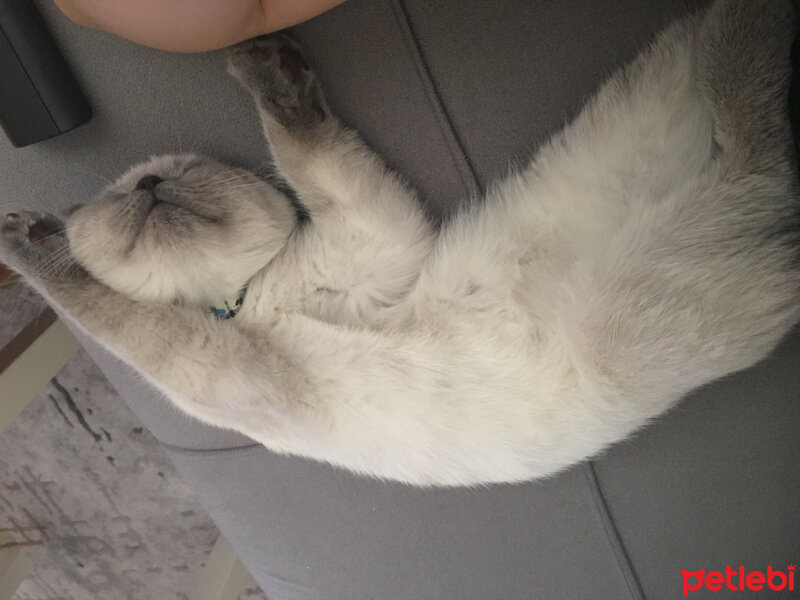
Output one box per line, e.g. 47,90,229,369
0,282,266,600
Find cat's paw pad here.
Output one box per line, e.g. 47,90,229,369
1,211,64,246
0,211,76,280
227,34,328,129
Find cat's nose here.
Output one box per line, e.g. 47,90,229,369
134,174,164,192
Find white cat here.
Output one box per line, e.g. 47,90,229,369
2,0,798,486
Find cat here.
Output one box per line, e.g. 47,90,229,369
2,0,798,486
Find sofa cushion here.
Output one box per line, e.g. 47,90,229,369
593,327,800,599
1,0,797,598
166,448,638,600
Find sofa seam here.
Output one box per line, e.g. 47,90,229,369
387,0,482,200
158,440,261,456
161,448,647,598
583,462,646,600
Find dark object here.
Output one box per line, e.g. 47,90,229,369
0,0,91,147
790,34,800,161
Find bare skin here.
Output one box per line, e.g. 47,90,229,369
52,0,346,52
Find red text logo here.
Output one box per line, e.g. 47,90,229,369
681,564,795,596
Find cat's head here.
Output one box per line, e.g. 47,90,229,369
67,154,298,306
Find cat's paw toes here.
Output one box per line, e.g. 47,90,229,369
0,211,74,280
1,211,63,245
227,34,328,130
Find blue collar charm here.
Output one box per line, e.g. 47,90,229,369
209,290,245,320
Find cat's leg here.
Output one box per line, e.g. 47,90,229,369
416,5,728,309
226,35,425,224
547,0,800,409
0,211,308,433
228,34,435,312
697,0,797,176
488,3,721,251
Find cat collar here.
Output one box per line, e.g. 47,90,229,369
209,288,246,320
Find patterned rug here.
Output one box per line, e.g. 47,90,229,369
0,282,266,600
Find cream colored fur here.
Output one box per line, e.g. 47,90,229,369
2,0,799,485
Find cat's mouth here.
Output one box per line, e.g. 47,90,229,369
125,191,174,241
147,198,167,212
139,189,189,219
129,190,222,244
146,193,218,222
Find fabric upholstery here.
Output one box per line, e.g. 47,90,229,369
167,450,637,600
1,1,797,598
594,327,800,599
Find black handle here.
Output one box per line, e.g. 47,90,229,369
0,0,91,147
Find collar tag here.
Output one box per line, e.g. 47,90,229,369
209,292,245,320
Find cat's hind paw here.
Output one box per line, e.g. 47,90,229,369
227,34,328,132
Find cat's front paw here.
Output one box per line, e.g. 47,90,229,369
227,34,328,132
0,211,84,282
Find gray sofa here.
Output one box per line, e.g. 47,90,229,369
2,1,799,598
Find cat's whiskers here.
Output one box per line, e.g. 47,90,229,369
70,166,114,186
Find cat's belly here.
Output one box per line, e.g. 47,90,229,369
240,274,413,330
